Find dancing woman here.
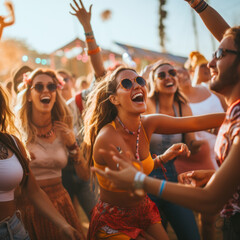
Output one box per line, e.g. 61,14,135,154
83,66,224,239
0,84,81,239
15,68,87,239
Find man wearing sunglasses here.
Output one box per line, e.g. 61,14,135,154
184,1,240,239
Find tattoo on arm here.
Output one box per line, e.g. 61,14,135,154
0,142,8,159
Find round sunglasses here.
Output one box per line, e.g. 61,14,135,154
156,69,177,80
117,76,146,90
212,48,240,60
31,83,57,93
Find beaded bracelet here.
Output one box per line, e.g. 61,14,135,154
86,38,95,43
185,0,208,13
158,180,166,197
88,46,101,55
84,31,94,37
133,171,146,190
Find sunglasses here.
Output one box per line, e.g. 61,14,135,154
117,76,146,90
31,83,57,93
212,48,240,60
156,69,177,80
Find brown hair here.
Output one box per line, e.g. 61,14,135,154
83,66,136,167
148,62,187,104
224,26,240,52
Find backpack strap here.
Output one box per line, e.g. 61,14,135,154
75,92,84,114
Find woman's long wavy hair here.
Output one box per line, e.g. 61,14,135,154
15,68,73,144
148,62,187,104
82,66,137,167
0,84,20,137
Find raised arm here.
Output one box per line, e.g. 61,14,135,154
0,1,15,40
184,0,230,42
70,0,106,78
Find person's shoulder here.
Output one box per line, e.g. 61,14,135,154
229,99,240,120
96,123,117,142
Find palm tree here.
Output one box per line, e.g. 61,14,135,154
159,0,167,52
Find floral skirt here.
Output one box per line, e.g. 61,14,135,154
87,195,161,240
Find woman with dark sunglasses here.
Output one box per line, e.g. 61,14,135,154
142,61,204,240
82,65,224,239
0,84,84,239
15,68,88,239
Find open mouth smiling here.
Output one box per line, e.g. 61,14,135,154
132,92,144,102
40,96,51,104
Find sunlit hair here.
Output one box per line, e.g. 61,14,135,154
148,62,187,104
82,66,137,167
15,68,73,144
0,84,20,138
224,26,240,52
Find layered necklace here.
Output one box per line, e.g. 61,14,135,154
116,116,141,161
34,121,54,139
37,128,54,138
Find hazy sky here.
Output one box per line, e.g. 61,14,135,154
1,0,240,60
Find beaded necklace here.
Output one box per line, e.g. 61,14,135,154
37,128,54,138
116,116,141,161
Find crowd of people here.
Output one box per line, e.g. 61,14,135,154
0,0,239,239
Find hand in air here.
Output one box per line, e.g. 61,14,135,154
70,0,92,30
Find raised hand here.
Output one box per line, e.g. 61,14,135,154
69,0,92,31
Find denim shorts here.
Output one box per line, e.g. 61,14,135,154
0,211,30,240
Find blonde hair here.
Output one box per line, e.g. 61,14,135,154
83,66,136,167
0,84,20,138
16,68,73,143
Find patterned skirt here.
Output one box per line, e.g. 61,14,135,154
87,195,161,240
17,181,86,240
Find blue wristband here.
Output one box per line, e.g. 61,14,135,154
158,180,166,197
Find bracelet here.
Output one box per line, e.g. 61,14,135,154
88,46,101,55
84,31,94,37
133,171,146,190
194,0,208,13
67,141,78,151
158,154,164,164
158,180,166,197
186,0,208,13
86,38,95,43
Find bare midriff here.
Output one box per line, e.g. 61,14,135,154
100,187,145,208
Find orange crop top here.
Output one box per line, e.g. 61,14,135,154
94,121,154,192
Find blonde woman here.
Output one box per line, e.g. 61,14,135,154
15,68,87,240
0,84,81,239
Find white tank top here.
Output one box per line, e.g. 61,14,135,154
0,153,23,201
189,90,224,169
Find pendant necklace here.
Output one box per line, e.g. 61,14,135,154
37,127,54,138
116,116,141,161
